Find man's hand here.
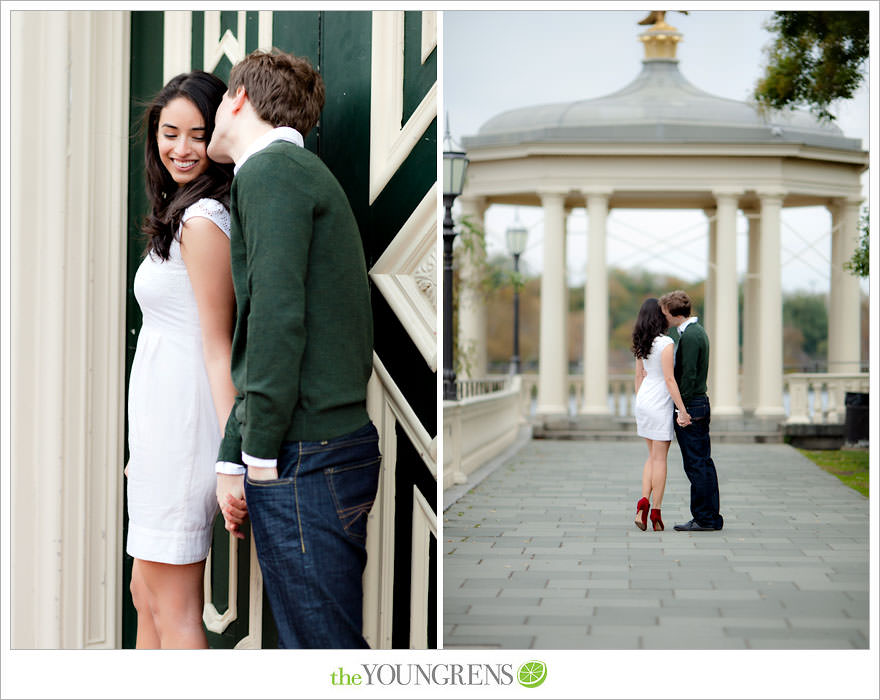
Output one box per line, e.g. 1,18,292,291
216,473,248,539
247,466,279,481
676,410,692,427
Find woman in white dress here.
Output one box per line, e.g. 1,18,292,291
632,298,690,531
126,71,239,648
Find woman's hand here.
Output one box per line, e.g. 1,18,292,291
216,473,248,539
676,409,691,427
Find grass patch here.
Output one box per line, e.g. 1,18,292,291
798,448,869,498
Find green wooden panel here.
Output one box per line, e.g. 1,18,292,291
272,11,321,154
123,10,165,650
403,11,436,123
125,9,437,650
190,12,204,71
318,11,372,251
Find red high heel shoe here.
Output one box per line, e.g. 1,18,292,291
650,508,664,531
635,497,650,531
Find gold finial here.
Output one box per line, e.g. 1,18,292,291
637,11,688,60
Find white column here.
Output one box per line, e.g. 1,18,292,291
703,208,717,399
580,191,611,415
537,191,568,415
11,11,130,648
828,198,863,373
755,192,786,417
457,196,488,379
711,191,743,415
741,210,760,412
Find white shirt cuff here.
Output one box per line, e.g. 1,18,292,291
216,461,246,475
242,451,278,468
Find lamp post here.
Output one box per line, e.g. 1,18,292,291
506,217,528,375
443,122,469,401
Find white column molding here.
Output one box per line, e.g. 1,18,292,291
741,209,760,412
711,191,743,415
457,195,488,379
755,192,786,418
580,191,611,415
827,197,863,373
11,11,130,648
537,190,569,415
702,207,717,399
163,11,192,82
369,11,438,204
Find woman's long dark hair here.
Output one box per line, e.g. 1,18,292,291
141,71,233,260
631,297,669,359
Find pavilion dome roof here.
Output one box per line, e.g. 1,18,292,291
465,44,862,152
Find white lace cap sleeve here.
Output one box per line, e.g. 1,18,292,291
181,198,231,239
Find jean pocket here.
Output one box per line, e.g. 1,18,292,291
324,458,381,542
687,403,710,421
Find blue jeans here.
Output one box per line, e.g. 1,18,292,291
673,396,724,529
243,421,381,648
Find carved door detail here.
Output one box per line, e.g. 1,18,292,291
124,10,437,649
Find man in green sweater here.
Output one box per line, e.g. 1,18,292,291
659,290,724,531
208,50,380,647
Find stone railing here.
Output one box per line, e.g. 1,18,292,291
456,376,511,400
784,373,869,424
444,375,522,490
518,372,869,425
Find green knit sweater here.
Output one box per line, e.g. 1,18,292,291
673,321,710,402
217,140,373,464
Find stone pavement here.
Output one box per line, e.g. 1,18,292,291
443,440,869,649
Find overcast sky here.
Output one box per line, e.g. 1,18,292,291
443,9,871,295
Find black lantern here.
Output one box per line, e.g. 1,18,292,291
506,215,528,374
442,119,469,401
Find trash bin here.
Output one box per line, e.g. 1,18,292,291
844,392,869,445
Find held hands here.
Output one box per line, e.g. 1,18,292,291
216,473,248,539
676,409,692,427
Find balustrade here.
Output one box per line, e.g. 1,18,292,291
514,372,868,425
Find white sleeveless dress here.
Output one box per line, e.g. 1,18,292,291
126,198,231,565
634,334,675,441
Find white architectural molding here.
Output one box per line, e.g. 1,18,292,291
421,11,437,64
755,192,786,417
369,11,438,204
202,534,239,633
204,11,247,72
457,195,489,379
364,352,437,649
711,190,744,416
201,11,274,74
11,11,130,648
827,197,863,373
363,365,397,649
409,487,436,649
580,190,611,415
443,378,522,489
369,184,438,370
163,11,192,82
741,209,760,413
536,191,568,415
232,536,264,649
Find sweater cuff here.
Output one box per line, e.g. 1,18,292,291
216,461,246,475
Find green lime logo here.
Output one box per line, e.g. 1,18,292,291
517,660,547,688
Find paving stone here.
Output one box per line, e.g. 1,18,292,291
443,440,867,650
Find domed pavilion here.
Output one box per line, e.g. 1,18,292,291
457,14,866,426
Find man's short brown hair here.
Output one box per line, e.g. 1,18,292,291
229,49,325,136
659,290,692,318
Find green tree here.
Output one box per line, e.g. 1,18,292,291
754,11,869,122
783,292,828,361
844,208,869,278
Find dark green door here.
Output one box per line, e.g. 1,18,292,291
124,10,437,649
